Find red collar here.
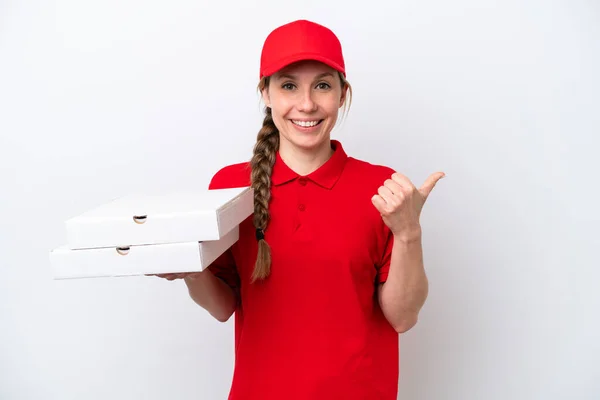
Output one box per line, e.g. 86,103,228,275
271,140,348,189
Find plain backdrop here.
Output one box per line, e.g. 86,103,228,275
1,1,598,399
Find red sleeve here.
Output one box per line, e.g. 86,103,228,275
207,250,240,301
377,229,393,284
204,163,250,295
208,162,251,190
373,165,396,285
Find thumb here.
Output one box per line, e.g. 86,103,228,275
419,172,445,199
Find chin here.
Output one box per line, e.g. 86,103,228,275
289,134,329,151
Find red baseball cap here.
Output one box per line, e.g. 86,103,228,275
259,19,346,79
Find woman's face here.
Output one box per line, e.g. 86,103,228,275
262,60,347,153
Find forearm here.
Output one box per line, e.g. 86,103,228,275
184,269,237,322
378,228,429,333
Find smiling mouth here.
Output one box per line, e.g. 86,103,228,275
291,119,324,128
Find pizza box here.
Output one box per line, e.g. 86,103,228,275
63,186,253,249
49,225,239,279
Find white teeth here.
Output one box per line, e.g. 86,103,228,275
292,120,320,127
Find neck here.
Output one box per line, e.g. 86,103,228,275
278,138,334,176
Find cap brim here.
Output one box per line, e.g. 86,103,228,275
261,52,345,78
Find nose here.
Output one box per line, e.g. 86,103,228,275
297,89,317,113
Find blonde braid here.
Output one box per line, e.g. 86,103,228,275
250,105,279,282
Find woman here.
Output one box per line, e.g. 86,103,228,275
157,19,444,400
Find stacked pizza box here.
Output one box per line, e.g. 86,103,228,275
49,187,253,279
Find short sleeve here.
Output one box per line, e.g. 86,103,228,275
205,163,248,300
377,229,394,284
207,248,240,301
370,164,397,284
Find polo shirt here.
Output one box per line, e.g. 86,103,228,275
207,140,399,400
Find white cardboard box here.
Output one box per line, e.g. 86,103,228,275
49,186,253,279
64,186,253,249
50,226,239,279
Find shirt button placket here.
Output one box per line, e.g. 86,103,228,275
297,177,307,212
294,177,310,241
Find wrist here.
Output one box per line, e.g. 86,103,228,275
393,225,422,244
184,270,210,286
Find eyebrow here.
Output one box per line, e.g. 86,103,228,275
275,72,335,81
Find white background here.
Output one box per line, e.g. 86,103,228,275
1,1,599,399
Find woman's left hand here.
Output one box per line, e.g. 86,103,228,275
372,171,445,237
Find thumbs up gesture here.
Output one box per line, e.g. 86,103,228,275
372,171,445,237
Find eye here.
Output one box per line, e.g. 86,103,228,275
316,82,331,90
282,83,296,90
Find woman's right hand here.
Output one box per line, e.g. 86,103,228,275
148,267,235,322
146,272,204,281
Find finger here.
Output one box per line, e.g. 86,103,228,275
371,194,389,214
383,178,404,195
419,172,446,198
391,172,415,190
377,186,397,206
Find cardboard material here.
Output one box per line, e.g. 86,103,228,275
64,187,253,249
50,225,239,279
50,186,253,279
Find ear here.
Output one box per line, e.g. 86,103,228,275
339,84,348,108
261,87,271,108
